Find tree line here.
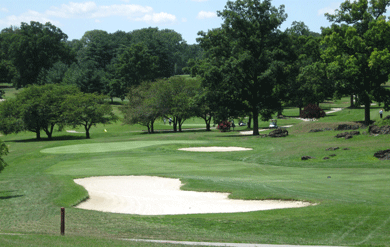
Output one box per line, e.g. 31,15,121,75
1,0,390,138
0,23,203,100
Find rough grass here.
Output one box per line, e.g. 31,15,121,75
1,98,390,246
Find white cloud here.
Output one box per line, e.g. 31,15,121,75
1,7,9,13
192,0,209,2
46,2,98,18
46,2,153,19
0,10,59,27
197,11,217,19
0,2,176,27
318,2,341,16
136,12,177,24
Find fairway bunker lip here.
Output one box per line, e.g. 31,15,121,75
178,146,253,152
74,176,314,215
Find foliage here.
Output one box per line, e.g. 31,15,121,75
0,140,8,173
62,92,118,138
194,0,290,135
8,21,75,88
300,104,326,119
322,0,390,124
116,42,159,89
0,84,77,139
122,81,161,133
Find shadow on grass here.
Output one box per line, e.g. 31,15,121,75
0,195,24,200
0,191,24,200
4,135,87,143
142,128,210,134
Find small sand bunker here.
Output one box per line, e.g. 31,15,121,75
178,146,253,152
74,176,313,215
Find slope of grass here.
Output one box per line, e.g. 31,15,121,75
1,99,390,246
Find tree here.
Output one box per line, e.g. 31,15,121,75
195,0,288,135
63,92,118,139
165,76,198,132
8,21,74,88
280,22,334,115
0,84,79,139
116,42,159,89
0,140,8,174
62,61,106,94
121,81,161,133
322,0,390,124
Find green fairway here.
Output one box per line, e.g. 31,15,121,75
1,102,390,246
41,140,208,154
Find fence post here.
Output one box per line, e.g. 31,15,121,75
61,207,65,235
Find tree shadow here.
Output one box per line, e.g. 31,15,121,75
4,135,87,143
0,191,24,200
0,195,24,200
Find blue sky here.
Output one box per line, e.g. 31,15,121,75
0,1,347,44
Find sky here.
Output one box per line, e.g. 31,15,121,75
0,1,351,44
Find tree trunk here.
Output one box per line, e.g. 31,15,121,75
173,117,178,132
85,125,91,138
252,110,259,136
364,98,371,125
247,115,252,129
350,94,354,108
151,120,155,133
36,130,41,140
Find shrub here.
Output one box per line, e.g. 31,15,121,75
217,120,231,132
300,104,326,119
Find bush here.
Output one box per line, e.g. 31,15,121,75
217,120,231,132
300,104,326,119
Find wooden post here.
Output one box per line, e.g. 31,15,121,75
60,207,65,235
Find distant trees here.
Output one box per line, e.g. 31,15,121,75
0,84,116,139
6,21,75,88
0,23,203,101
122,76,201,133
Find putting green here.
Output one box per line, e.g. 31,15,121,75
41,140,207,154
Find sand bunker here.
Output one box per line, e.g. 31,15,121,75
74,176,312,215
178,146,253,152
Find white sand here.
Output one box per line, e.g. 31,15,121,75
178,146,253,152
74,176,313,215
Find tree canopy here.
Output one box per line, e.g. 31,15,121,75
322,0,390,124
194,0,289,135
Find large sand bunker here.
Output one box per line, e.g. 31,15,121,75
74,176,312,215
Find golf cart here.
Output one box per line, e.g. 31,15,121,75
269,119,278,128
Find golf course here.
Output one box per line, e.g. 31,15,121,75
0,96,389,247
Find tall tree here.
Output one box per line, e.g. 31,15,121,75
9,21,74,88
195,0,288,135
322,0,390,124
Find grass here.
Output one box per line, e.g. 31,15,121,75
1,97,390,246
